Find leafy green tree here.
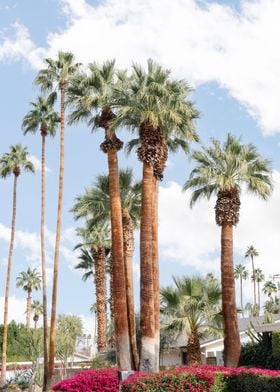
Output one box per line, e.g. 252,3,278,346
255,268,265,308
22,92,59,372
34,51,80,390
245,245,259,307
16,267,41,331
161,276,222,365
113,60,198,371
31,300,43,329
234,264,248,313
184,134,272,367
0,145,34,384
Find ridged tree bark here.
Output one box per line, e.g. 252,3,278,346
122,208,139,370
139,162,155,372
1,172,18,385
109,260,115,348
221,223,241,367
47,84,66,389
186,330,201,365
41,130,49,391
152,178,160,372
92,247,107,352
26,288,32,331
251,256,257,307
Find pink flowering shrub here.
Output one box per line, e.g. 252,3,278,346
53,365,280,392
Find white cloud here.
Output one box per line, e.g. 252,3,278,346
0,296,27,324
28,155,51,173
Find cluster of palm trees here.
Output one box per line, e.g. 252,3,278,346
0,50,273,389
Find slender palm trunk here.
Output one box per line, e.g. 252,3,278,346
109,260,115,348
41,133,49,391
107,148,131,370
92,247,107,352
47,85,66,390
122,208,139,370
251,256,257,307
139,163,155,372
221,224,240,367
1,174,18,385
187,330,201,365
152,178,160,372
258,282,261,308
26,289,32,331
240,277,243,311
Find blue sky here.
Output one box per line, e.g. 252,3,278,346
1,0,280,333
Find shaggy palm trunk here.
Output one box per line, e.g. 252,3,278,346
139,162,155,372
100,110,131,369
1,173,18,385
221,224,241,367
187,330,201,365
109,260,115,348
26,289,32,331
251,256,257,308
122,208,139,370
34,315,39,329
152,178,160,372
92,247,107,352
41,132,49,391
47,84,66,390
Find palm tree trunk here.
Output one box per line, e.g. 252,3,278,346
92,247,107,352
41,134,49,392
221,223,241,367
109,260,115,348
47,85,66,390
107,148,131,370
122,208,139,370
240,277,243,312
139,163,155,372
258,282,261,308
187,330,201,365
1,174,18,385
251,256,257,307
152,177,160,372
26,289,32,331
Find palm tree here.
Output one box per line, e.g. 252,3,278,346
68,60,131,370
234,264,248,313
31,300,43,329
245,245,259,307
113,60,198,371
76,222,110,353
22,93,59,378
0,144,34,385
184,134,272,367
34,51,80,390
72,168,141,369
244,302,260,317
16,267,41,330
255,268,265,308
263,280,277,298
161,276,222,365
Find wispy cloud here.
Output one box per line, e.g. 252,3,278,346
28,154,51,173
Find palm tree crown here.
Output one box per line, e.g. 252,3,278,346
263,280,277,297
245,245,259,260
0,144,34,178
16,267,41,292
234,264,248,281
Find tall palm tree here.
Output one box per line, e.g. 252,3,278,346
31,300,43,329
113,60,198,371
16,267,41,330
34,51,80,390
161,276,222,365
255,268,265,308
76,222,110,353
68,60,131,369
22,93,59,382
72,168,141,369
245,245,259,307
0,145,34,385
263,280,277,298
184,134,272,367
234,264,248,313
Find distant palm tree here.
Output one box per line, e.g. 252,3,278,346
161,276,222,365
184,134,272,367
263,280,277,298
16,267,41,330
234,264,248,312
244,302,260,317
0,144,34,385
22,93,59,375
245,245,259,307
254,268,265,308
35,51,80,390
31,300,43,329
